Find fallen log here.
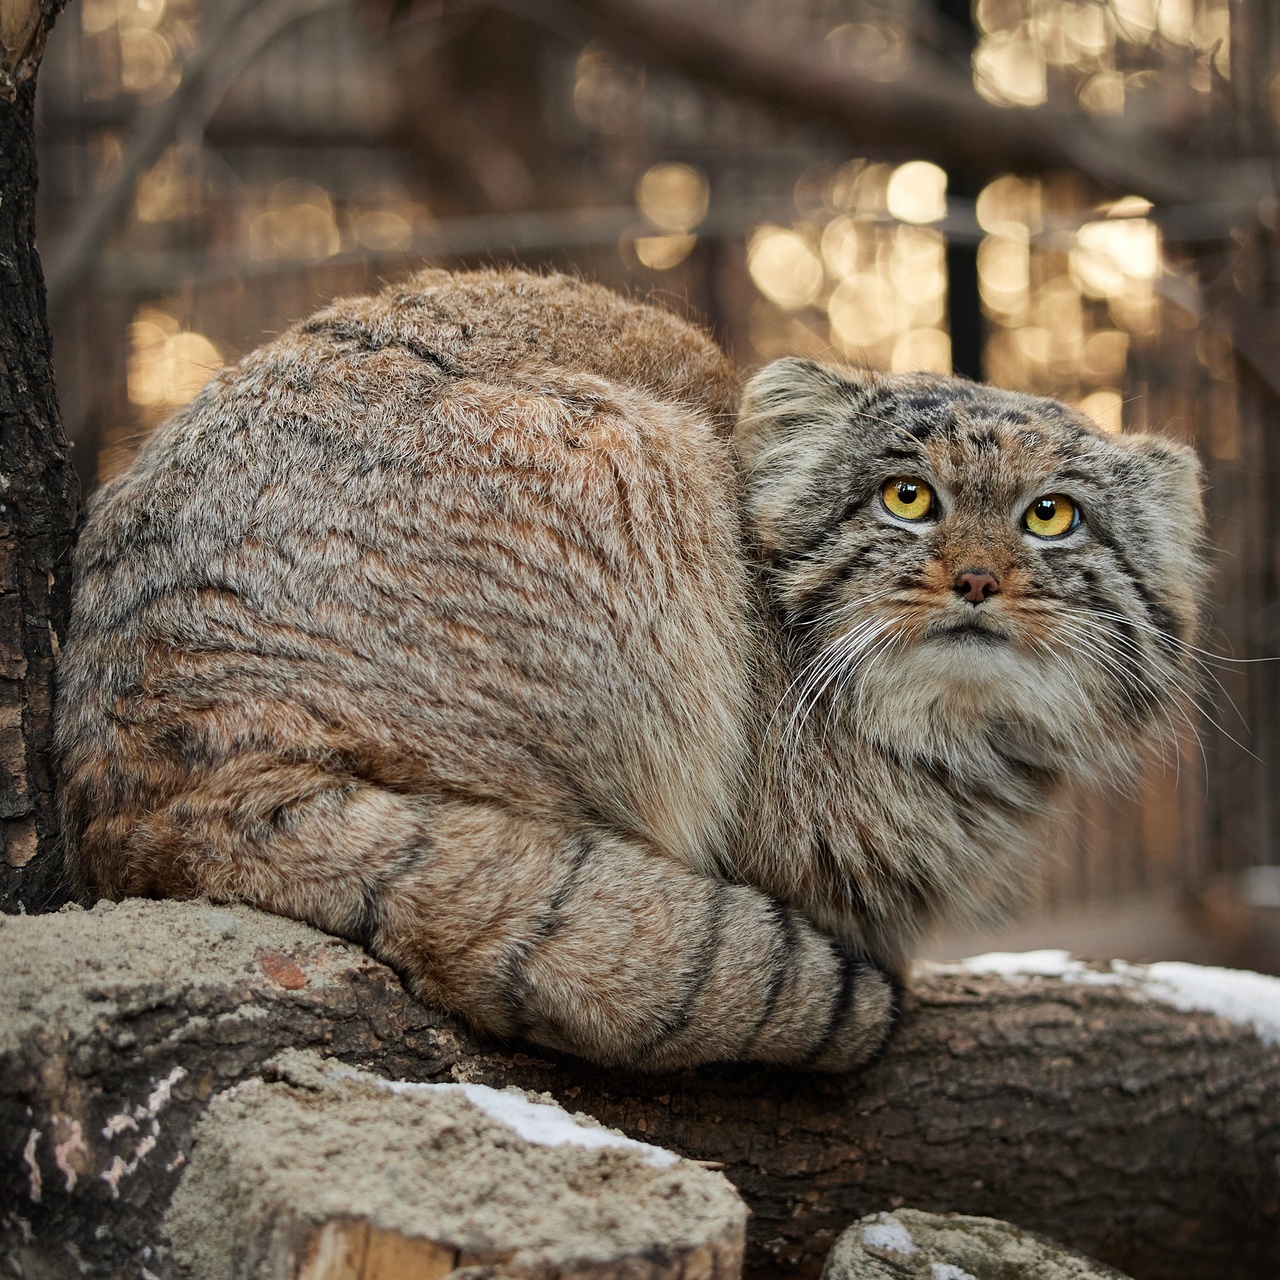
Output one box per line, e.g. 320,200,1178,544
1,899,1277,1280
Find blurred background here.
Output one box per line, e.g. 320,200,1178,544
33,0,1280,971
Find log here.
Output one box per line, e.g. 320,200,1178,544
164,1049,747,1280
2,900,1278,1280
822,1209,1132,1280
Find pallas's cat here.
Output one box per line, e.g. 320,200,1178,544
55,270,1205,1070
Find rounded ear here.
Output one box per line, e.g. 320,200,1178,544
732,359,879,557
1117,432,1205,532
1113,432,1209,636
734,358,877,474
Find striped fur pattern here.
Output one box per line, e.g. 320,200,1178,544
54,271,1204,1069
55,270,890,1071
736,358,1206,966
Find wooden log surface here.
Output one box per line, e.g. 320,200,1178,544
164,1049,748,1280
2,899,1278,1280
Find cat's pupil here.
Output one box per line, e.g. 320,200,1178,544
899,483,918,503
1035,499,1056,520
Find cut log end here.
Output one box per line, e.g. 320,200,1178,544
164,1050,747,1280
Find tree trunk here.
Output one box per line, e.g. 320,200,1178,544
0,0,79,912
3,900,1277,1280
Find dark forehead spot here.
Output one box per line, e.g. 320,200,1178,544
891,392,957,441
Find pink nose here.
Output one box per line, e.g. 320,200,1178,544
955,570,999,604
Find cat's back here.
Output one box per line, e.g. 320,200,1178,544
59,270,754,892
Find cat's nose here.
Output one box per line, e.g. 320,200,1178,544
954,569,1000,604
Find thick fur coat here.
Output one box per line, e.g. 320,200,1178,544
55,269,1206,1070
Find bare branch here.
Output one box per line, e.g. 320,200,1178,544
512,0,1261,206
44,0,339,314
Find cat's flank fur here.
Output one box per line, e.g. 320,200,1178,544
55,268,1206,1071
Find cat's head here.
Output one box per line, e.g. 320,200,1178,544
735,358,1207,783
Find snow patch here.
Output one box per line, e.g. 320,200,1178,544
931,1266,976,1280
453,1083,681,1168
944,949,1085,978
860,1218,917,1256
1118,961,1280,1047
329,1064,680,1169
931,951,1280,1045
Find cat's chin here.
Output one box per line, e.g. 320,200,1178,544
923,621,1008,647
881,634,1041,699
850,636,1116,778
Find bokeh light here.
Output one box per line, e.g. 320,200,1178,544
748,228,824,310
885,161,947,225
1078,388,1124,433
250,182,341,261
128,309,221,408
974,30,1048,108
637,163,709,233
634,233,696,270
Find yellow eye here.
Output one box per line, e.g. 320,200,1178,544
881,477,934,522
1023,494,1078,538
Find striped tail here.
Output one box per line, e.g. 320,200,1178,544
71,763,897,1071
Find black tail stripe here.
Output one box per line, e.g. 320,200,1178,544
745,902,798,1051
497,832,598,1032
803,944,859,1065
634,882,728,1057
353,824,431,949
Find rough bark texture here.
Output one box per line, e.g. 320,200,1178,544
0,0,79,914
2,900,1277,1280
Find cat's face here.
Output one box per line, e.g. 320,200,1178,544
736,359,1207,780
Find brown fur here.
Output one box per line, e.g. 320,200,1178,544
55,270,1205,1070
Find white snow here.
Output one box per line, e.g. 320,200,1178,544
929,950,1280,1046
944,949,1085,978
328,1064,680,1169
931,1265,976,1280
445,1082,681,1169
860,1218,917,1256
1116,961,1280,1047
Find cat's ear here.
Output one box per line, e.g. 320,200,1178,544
733,359,877,557
1117,432,1205,531
1113,432,1208,630
734,358,875,473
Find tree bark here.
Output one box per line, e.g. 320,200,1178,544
0,0,79,914
3,900,1277,1280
